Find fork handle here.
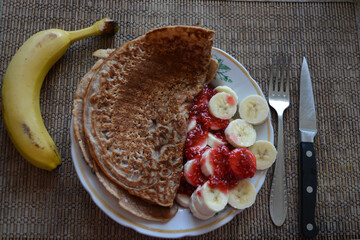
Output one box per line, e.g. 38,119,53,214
269,113,288,226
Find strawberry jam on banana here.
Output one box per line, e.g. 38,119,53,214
181,85,257,197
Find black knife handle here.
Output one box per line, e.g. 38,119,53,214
300,142,319,238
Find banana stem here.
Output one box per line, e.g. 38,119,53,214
69,18,119,43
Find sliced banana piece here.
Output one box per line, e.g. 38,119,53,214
197,138,208,152
214,85,239,103
239,95,269,125
187,118,197,133
200,148,214,177
207,133,225,148
197,181,229,213
175,193,191,208
191,189,217,216
249,140,277,170
225,119,256,147
189,194,214,220
209,92,237,120
228,179,256,209
183,159,198,186
188,133,208,153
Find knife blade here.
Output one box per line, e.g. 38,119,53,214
299,57,319,238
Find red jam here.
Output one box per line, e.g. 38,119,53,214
177,174,196,196
184,125,208,160
184,160,207,187
228,148,257,179
207,145,234,191
180,84,257,196
226,94,236,106
188,85,229,132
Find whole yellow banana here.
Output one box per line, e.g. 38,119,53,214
2,18,118,171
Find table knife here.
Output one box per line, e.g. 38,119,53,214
299,57,319,238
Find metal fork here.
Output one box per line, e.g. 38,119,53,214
268,56,291,227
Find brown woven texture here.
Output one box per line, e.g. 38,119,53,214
0,0,359,239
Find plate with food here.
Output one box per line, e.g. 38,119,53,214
71,26,275,238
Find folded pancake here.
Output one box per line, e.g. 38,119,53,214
74,51,217,222
92,48,219,84
73,60,178,222
76,26,214,210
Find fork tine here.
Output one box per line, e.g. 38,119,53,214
277,55,282,91
269,56,276,94
279,56,286,92
285,56,291,95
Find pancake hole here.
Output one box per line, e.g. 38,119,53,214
170,157,178,165
120,159,129,167
160,168,171,177
158,185,165,193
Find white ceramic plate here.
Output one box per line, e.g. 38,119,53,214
71,48,274,238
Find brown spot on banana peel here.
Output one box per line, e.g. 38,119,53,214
22,123,43,149
21,123,61,169
35,33,58,48
50,144,62,163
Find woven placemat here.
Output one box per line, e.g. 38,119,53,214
0,0,359,239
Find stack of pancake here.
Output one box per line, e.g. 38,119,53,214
72,26,216,222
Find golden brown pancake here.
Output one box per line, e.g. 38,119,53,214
73,26,215,220
81,26,214,207
73,59,179,222
92,48,219,84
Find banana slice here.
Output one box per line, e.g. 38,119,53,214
197,181,229,213
228,179,256,209
183,159,198,186
197,138,208,152
214,85,239,103
175,193,191,208
209,92,237,120
187,118,197,133
249,140,277,170
189,193,214,220
207,133,225,148
239,95,270,125
190,188,216,216
200,148,214,177
225,119,256,147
